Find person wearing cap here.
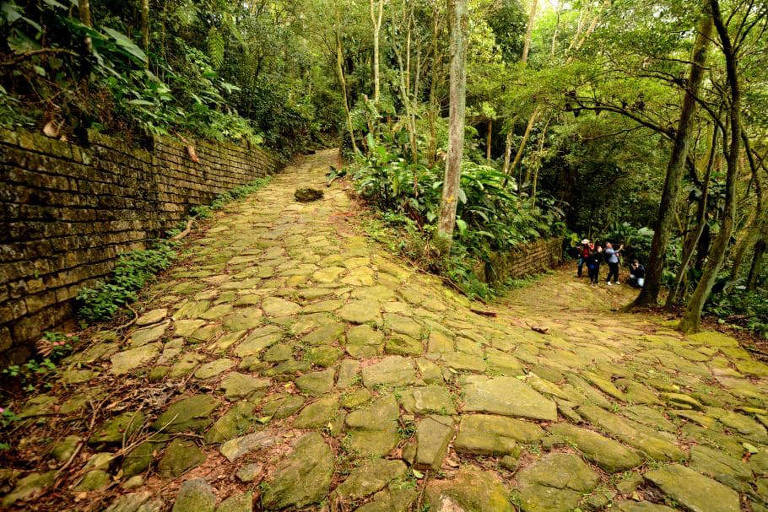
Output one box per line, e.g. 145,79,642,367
577,239,590,277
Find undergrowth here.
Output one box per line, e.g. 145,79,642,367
76,176,271,324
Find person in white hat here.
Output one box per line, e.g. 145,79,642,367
577,239,590,277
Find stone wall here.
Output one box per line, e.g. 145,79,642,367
478,237,564,284
0,129,282,362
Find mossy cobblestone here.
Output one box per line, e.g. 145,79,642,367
4,150,768,511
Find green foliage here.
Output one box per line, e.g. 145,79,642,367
603,222,654,264
354,134,564,255
353,128,566,298
77,241,177,323
706,289,768,339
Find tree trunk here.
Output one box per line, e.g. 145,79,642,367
392,4,418,161
666,123,719,309
632,15,713,308
427,6,441,166
679,0,740,333
486,119,492,162
550,1,561,57
502,128,514,176
141,0,150,67
521,0,539,64
506,108,538,187
437,0,468,246
79,0,93,52
747,240,765,291
141,0,150,50
336,27,358,154
370,0,384,104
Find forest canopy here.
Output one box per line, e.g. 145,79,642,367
1,0,766,335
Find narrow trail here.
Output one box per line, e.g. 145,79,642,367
4,149,768,512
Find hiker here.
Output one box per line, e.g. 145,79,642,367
587,242,602,285
577,239,590,277
629,259,645,288
604,242,623,285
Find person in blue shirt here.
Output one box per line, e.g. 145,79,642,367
604,242,623,285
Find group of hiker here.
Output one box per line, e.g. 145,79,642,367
576,239,646,288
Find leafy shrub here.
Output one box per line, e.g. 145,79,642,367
705,289,768,339
354,134,565,298
77,242,177,323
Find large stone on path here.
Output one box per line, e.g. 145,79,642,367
455,414,543,456
217,492,253,512
294,395,339,428
334,458,407,500
152,395,219,432
401,385,456,415
548,422,641,472
89,410,145,444
416,417,453,469
220,372,270,399
345,396,399,456
425,466,513,512
690,444,753,488
158,439,205,478
361,356,417,388
172,478,216,512
1,471,57,507
130,320,169,346
515,453,599,512
577,405,684,461
261,432,334,510
338,299,380,324
220,431,276,462
296,368,335,395
205,401,256,443
355,487,417,512
616,501,677,512
262,297,301,317
644,464,740,512
110,343,160,375
461,376,557,421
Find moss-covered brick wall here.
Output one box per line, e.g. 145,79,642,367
0,128,282,363
477,238,564,284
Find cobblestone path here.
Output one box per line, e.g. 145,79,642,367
4,149,768,512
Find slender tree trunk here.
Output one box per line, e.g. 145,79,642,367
550,1,560,57
632,15,713,308
667,124,719,309
79,0,93,52
141,0,150,50
393,5,418,161
427,7,441,166
486,119,492,162
506,108,538,186
335,27,358,154
141,0,150,68
680,1,740,332
437,0,468,246
370,0,384,104
502,128,514,176
521,0,539,64
529,117,550,202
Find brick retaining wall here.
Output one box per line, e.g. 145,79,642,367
477,237,564,284
0,129,282,362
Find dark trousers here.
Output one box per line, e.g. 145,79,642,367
606,262,619,283
588,263,600,283
578,258,584,277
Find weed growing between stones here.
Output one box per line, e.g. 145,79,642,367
76,177,272,324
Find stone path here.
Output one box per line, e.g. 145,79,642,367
3,149,768,512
